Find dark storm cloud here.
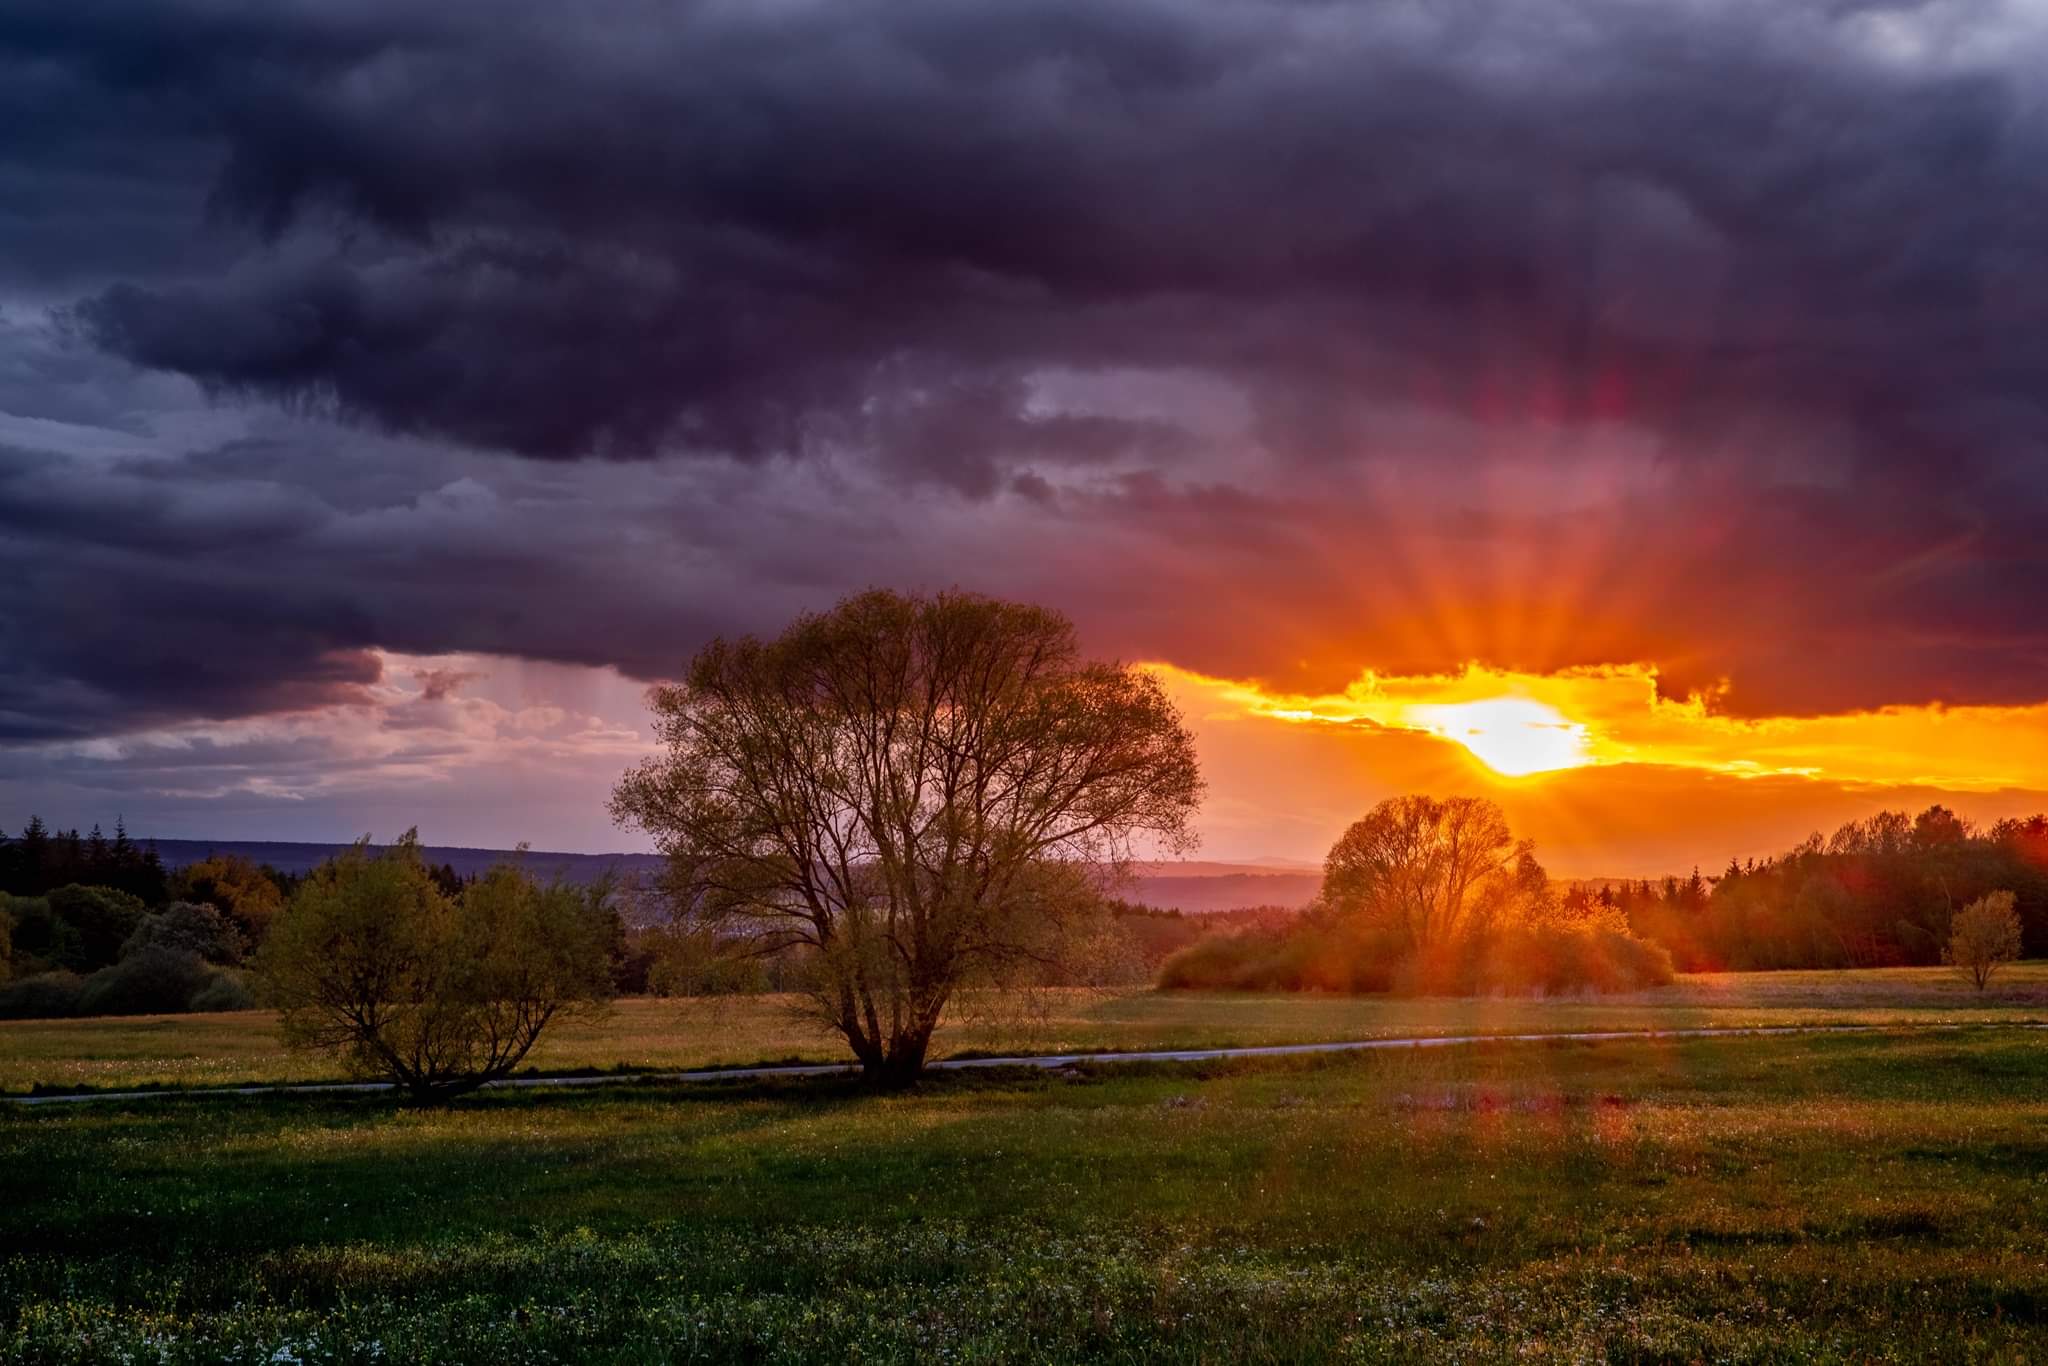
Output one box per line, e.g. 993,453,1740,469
0,447,382,739
0,424,980,739
3,0,2047,736
23,0,2046,472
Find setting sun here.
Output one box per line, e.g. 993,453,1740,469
1406,696,1591,776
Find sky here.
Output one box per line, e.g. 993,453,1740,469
3,0,2046,876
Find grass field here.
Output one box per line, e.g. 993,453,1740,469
5,964,2047,1095
5,970,2047,1361
5,1026,2047,1361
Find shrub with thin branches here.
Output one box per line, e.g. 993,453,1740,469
1943,890,2022,991
260,833,614,1101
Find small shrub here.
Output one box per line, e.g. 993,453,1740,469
1391,936,1491,996
187,970,257,1013
78,948,214,1016
1472,923,1676,996
1158,916,1670,997
260,833,615,1101
0,970,85,1020
1156,920,1394,993
1944,890,2023,990
1156,930,1286,991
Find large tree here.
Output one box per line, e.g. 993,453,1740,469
1320,795,1537,950
612,590,1203,1085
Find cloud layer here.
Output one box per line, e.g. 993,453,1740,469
3,0,2046,851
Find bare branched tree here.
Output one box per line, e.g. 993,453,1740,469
611,590,1202,1085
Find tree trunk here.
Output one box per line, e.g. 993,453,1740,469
862,1020,934,1089
843,1018,888,1076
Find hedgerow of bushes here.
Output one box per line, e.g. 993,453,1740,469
1158,914,1674,997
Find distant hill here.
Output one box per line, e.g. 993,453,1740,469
1127,859,1319,877
147,839,665,887
1122,870,1322,913
145,840,1321,914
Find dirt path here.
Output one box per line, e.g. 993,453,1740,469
12,1020,2029,1106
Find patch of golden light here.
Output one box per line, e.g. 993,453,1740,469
1404,696,1590,776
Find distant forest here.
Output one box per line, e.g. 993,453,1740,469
0,819,476,1019
1593,806,2048,971
0,817,172,904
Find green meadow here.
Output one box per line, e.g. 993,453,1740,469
5,964,2046,1095
5,971,2047,1361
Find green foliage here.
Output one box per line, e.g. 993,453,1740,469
122,900,247,965
260,833,615,1101
1159,917,1404,993
43,884,148,972
1157,928,1289,991
457,861,616,1036
0,971,84,1020
76,947,216,1016
0,896,73,975
0,894,251,1017
1407,922,1676,995
186,971,257,1013
1159,919,1674,996
0,816,166,903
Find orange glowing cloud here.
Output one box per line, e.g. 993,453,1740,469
1148,661,2048,792
1143,661,2048,874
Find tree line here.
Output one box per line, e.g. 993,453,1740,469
1157,795,2033,997
0,817,171,904
1598,806,2047,971
0,839,286,1019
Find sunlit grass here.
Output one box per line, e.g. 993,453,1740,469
4,964,2045,1094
